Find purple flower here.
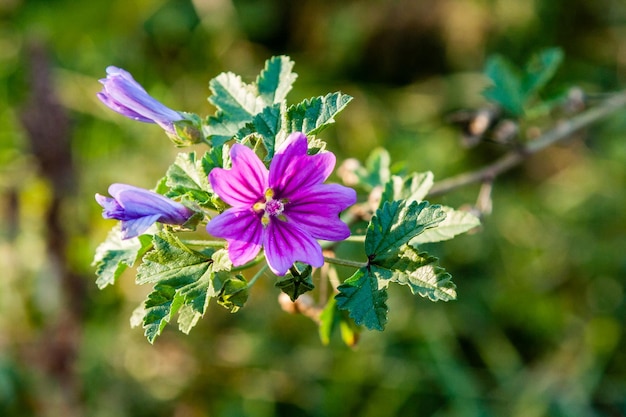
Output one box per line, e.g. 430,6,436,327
97,66,183,134
206,132,357,276
96,184,193,239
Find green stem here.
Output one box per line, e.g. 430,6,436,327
180,239,226,247
247,264,268,288
323,256,367,269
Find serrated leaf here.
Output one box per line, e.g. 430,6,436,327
371,246,456,302
165,152,213,206
335,268,388,331
286,92,352,135
143,284,184,343
522,48,563,97
256,55,297,106
235,103,282,159
209,72,265,122
201,144,226,174
483,55,525,116
410,206,480,245
136,232,215,342
202,112,244,147
92,227,152,289
136,232,211,285
365,200,446,261
275,263,314,301
380,172,434,208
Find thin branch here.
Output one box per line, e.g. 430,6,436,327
427,91,626,197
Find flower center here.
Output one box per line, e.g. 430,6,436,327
253,188,288,226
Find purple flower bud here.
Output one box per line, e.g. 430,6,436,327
96,183,193,239
97,66,183,134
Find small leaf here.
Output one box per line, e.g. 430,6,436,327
365,200,446,261
92,227,152,289
371,246,457,302
275,263,314,301
143,284,184,343
208,72,265,122
165,152,213,207
217,275,249,313
286,92,352,135
522,48,564,97
256,55,298,106
335,268,388,331
483,55,525,116
380,172,434,207
410,206,480,245
235,103,282,159
201,144,226,175
318,297,338,345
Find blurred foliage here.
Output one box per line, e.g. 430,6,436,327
1,0,626,416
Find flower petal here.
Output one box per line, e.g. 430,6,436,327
263,220,323,276
269,136,336,197
109,184,191,223
209,144,268,207
283,183,356,241
120,214,161,239
206,208,263,266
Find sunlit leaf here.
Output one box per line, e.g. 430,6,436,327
256,55,298,106
286,92,352,135
93,227,152,289
410,206,480,244
365,200,446,261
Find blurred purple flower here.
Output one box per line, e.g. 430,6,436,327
206,132,357,276
96,184,193,239
97,66,183,134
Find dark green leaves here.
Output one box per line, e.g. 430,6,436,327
365,200,446,261
483,47,564,116
275,263,314,302
335,170,480,331
336,269,388,331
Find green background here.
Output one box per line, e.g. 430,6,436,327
1,0,626,416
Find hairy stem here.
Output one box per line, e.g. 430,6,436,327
324,256,368,269
427,91,626,196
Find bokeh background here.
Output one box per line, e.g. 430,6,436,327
2,0,626,416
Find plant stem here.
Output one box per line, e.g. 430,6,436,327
427,90,626,196
180,239,226,247
247,264,268,288
323,256,368,269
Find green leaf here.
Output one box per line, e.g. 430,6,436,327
410,206,480,245
256,55,298,106
483,55,525,116
142,284,184,343
201,144,226,174
522,48,563,97
335,268,388,331
217,275,248,313
275,263,314,301
92,227,152,289
318,297,338,345
365,200,446,261
136,232,215,342
235,103,282,159
286,92,352,135
202,112,244,147
165,152,213,207
380,172,434,208
208,72,265,122
371,246,456,302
